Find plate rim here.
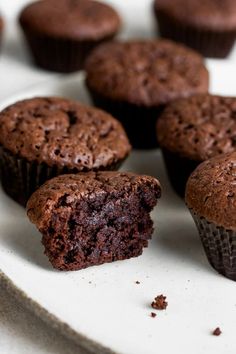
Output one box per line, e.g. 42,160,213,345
0,74,119,354
0,270,118,354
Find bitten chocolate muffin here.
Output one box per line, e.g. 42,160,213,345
154,0,236,58
27,172,161,271
157,94,236,197
19,0,121,72
85,40,209,149
0,97,131,206
186,152,236,281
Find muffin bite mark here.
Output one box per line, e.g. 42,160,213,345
27,172,161,271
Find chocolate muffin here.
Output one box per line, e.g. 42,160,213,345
0,97,131,206
85,40,209,149
19,0,121,73
186,152,236,281
27,172,161,271
157,94,236,197
154,0,236,58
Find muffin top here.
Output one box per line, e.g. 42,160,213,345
19,0,121,40
157,94,236,161
0,97,131,169
186,152,236,229
154,0,236,31
85,40,209,107
27,172,161,230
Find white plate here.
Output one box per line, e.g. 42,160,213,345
1,1,236,354
1,67,236,354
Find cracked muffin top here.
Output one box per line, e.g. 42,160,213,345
157,94,236,161
27,171,161,230
85,39,209,107
185,152,236,229
0,97,131,170
154,0,236,31
19,0,121,40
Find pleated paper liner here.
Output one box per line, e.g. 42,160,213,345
155,10,236,58
161,149,200,198
21,27,115,73
0,147,124,207
86,85,162,149
191,210,236,281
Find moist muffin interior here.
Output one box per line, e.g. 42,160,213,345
27,173,161,271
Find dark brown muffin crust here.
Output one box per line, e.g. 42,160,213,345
0,97,131,170
27,172,161,271
19,0,121,40
85,40,209,108
185,152,236,230
157,94,236,162
154,0,236,31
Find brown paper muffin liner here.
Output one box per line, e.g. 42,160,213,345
0,147,124,207
21,27,115,73
155,10,236,58
86,86,162,149
191,211,236,281
161,149,200,198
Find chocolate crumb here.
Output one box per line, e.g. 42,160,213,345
135,281,140,284
150,312,156,318
213,327,222,336
151,295,168,310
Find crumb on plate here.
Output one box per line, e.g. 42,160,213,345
212,327,222,336
151,294,168,310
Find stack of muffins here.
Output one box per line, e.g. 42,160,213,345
0,0,236,280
